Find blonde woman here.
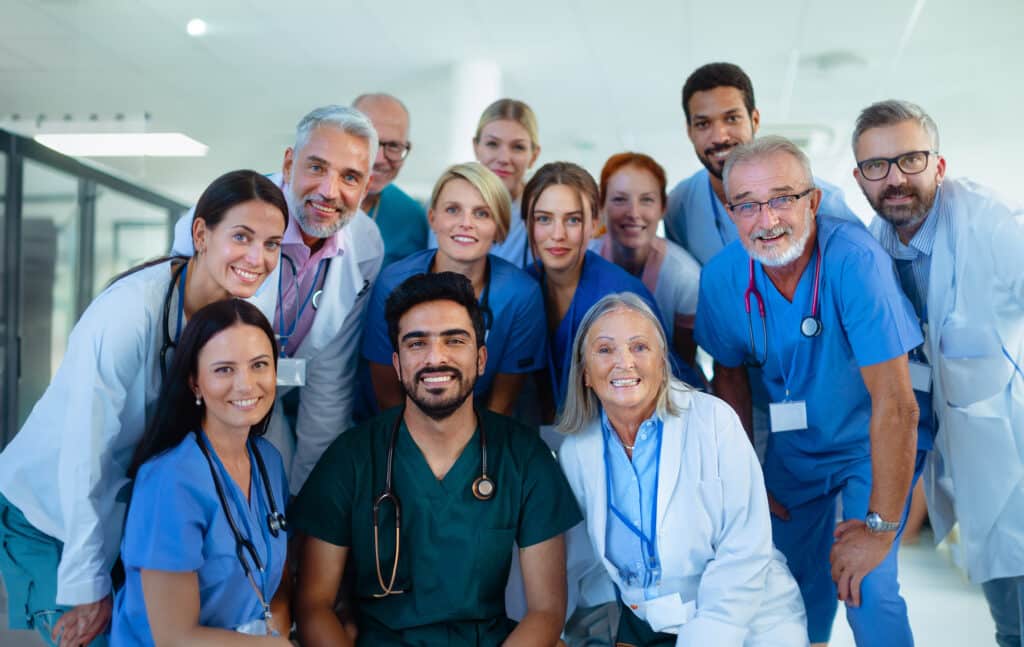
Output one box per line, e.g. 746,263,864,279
557,293,808,646
363,162,546,415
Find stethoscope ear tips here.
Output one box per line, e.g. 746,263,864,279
472,475,496,501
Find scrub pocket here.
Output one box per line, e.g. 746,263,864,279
0,495,62,631
939,323,1012,406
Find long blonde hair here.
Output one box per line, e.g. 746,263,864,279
556,292,689,434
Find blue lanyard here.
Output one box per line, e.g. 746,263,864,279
603,428,662,581
200,432,274,607
276,256,327,356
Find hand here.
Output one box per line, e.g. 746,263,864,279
767,491,790,521
54,594,112,646
830,520,894,607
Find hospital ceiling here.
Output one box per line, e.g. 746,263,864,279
1,0,1022,212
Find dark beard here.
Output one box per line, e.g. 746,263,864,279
402,367,475,421
870,183,937,231
697,143,736,180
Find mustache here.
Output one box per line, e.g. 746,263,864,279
751,225,792,241
704,142,737,157
881,185,918,200
414,367,463,383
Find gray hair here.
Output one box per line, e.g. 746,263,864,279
293,105,379,164
723,135,814,198
556,293,689,435
852,99,939,151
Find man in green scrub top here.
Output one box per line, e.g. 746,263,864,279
291,271,581,646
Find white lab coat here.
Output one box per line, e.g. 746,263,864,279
875,178,1024,583
0,261,178,605
558,387,807,646
171,176,384,492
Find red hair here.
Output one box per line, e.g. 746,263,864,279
598,152,668,208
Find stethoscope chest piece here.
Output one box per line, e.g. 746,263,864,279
472,475,496,501
800,315,823,338
267,511,288,536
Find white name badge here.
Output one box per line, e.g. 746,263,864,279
643,592,696,633
277,357,307,387
909,360,932,393
769,401,808,432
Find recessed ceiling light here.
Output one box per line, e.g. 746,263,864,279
186,18,207,37
35,133,209,157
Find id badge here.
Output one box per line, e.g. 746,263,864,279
769,401,807,432
909,360,932,393
277,357,307,387
643,592,696,632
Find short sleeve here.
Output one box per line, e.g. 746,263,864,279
517,436,583,548
694,263,747,368
121,456,208,573
360,270,396,365
837,245,922,366
496,278,547,374
288,435,356,546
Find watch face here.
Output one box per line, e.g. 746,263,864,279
866,513,881,531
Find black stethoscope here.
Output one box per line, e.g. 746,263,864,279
159,260,189,381
194,430,287,629
743,246,823,368
372,408,494,597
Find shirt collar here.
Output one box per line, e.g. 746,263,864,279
600,409,663,450
281,211,344,262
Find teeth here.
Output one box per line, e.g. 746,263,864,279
453,235,475,243
232,398,258,407
611,378,640,387
233,267,258,281
310,202,337,214
422,375,454,384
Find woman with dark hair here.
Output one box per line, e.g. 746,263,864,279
112,299,291,645
522,161,668,418
0,170,287,646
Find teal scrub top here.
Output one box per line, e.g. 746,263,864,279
290,408,581,646
372,184,429,268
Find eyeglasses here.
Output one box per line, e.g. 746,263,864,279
727,187,816,219
856,150,937,181
380,140,411,162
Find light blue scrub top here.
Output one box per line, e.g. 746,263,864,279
528,251,667,410
111,435,289,645
694,216,922,500
361,249,548,398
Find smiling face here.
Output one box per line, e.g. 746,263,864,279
686,86,760,179
531,184,591,274
854,119,945,235
602,165,663,252
429,177,498,264
282,125,371,242
192,199,286,298
473,119,540,199
192,323,276,436
583,308,663,421
727,152,820,267
392,299,486,421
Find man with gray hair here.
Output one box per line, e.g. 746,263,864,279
694,135,924,646
172,104,384,492
853,99,1024,647
353,93,428,268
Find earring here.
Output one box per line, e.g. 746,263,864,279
195,394,202,406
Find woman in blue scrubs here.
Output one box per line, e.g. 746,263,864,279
363,162,546,414
112,299,291,645
0,170,287,647
521,161,666,418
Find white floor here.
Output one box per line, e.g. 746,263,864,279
0,532,999,646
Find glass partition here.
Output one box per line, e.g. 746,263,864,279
93,187,171,294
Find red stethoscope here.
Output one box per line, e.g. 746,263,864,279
743,247,823,367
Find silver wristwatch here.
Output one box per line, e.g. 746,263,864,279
865,511,900,533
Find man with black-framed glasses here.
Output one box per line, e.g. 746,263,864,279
354,93,429,268
854,99,1024,647
695,135,924,647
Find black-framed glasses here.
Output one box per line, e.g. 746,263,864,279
380,140,411,162
856,150,937,181
727,187,816,219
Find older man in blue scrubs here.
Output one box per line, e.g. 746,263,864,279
695,136,924,646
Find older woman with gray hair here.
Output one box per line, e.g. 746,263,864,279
557,293,807,646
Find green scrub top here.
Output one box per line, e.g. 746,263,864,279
290,407,582,646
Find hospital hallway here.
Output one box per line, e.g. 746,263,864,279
0,528,999,646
